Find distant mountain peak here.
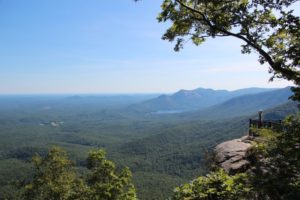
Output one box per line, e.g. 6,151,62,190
129,86,288,113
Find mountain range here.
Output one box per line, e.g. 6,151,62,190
127,86,294,120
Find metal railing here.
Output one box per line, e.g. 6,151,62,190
248,110,283,136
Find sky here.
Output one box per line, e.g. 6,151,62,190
0,0,298,94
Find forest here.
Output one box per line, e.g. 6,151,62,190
0,88,298,200
1,0,299,199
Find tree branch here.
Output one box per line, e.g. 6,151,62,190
175,0,214,29
175,0,297,80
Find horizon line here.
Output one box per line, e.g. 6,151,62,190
0,86,292,96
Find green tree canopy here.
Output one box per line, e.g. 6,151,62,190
22,147,78,200
171,114,300,199
85,149,137,200
248,114,300,199
156,0,300,100
172,169,251,200
22,147,137,200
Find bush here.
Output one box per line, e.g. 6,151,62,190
172,169,251,200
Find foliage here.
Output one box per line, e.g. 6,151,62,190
22,147,78,200
262,101,299,120
0,96,297,200
172,169,251,200
0,98,252,200
85,149,137,200
249,114,300,199
171,114,300,200
0,159,31,200
21,147,137,200
157,0,300,100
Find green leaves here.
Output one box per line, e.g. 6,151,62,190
158,0,300,101
172,114,300,199
248,114,300,199
191,36,205,46
86,149,137,200
172,169,251,200
23,147,77,200
22,147,137,200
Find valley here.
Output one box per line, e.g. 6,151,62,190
0,87,298,200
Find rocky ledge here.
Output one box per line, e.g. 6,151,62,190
214,136,253,174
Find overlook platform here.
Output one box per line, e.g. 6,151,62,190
248,110,282,136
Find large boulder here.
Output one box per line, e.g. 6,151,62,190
214,136,253,174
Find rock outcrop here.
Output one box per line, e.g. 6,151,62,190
214,136,253,174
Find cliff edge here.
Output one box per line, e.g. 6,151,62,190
214,136,253,174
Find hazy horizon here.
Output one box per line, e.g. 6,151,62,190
1,0,298,94
0,85,291,96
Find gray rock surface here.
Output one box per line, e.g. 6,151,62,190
214,136,253,174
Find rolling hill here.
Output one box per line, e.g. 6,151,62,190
128,87,277,113
118,98,298,199
0,91,297,200
180,87,293,120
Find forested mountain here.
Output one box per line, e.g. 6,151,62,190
128,87,276,113
180,87,293,120
0,88,297,200
0,94,160,111
117,100,298,199
262,101,299,120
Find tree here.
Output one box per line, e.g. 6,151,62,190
22,147,78,200
171,114,300,200
22,147,137,200
172,169,252,200
85,149,137,200
156,0,300,100
248,114,300,199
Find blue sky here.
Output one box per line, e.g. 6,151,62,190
0,0,297,94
